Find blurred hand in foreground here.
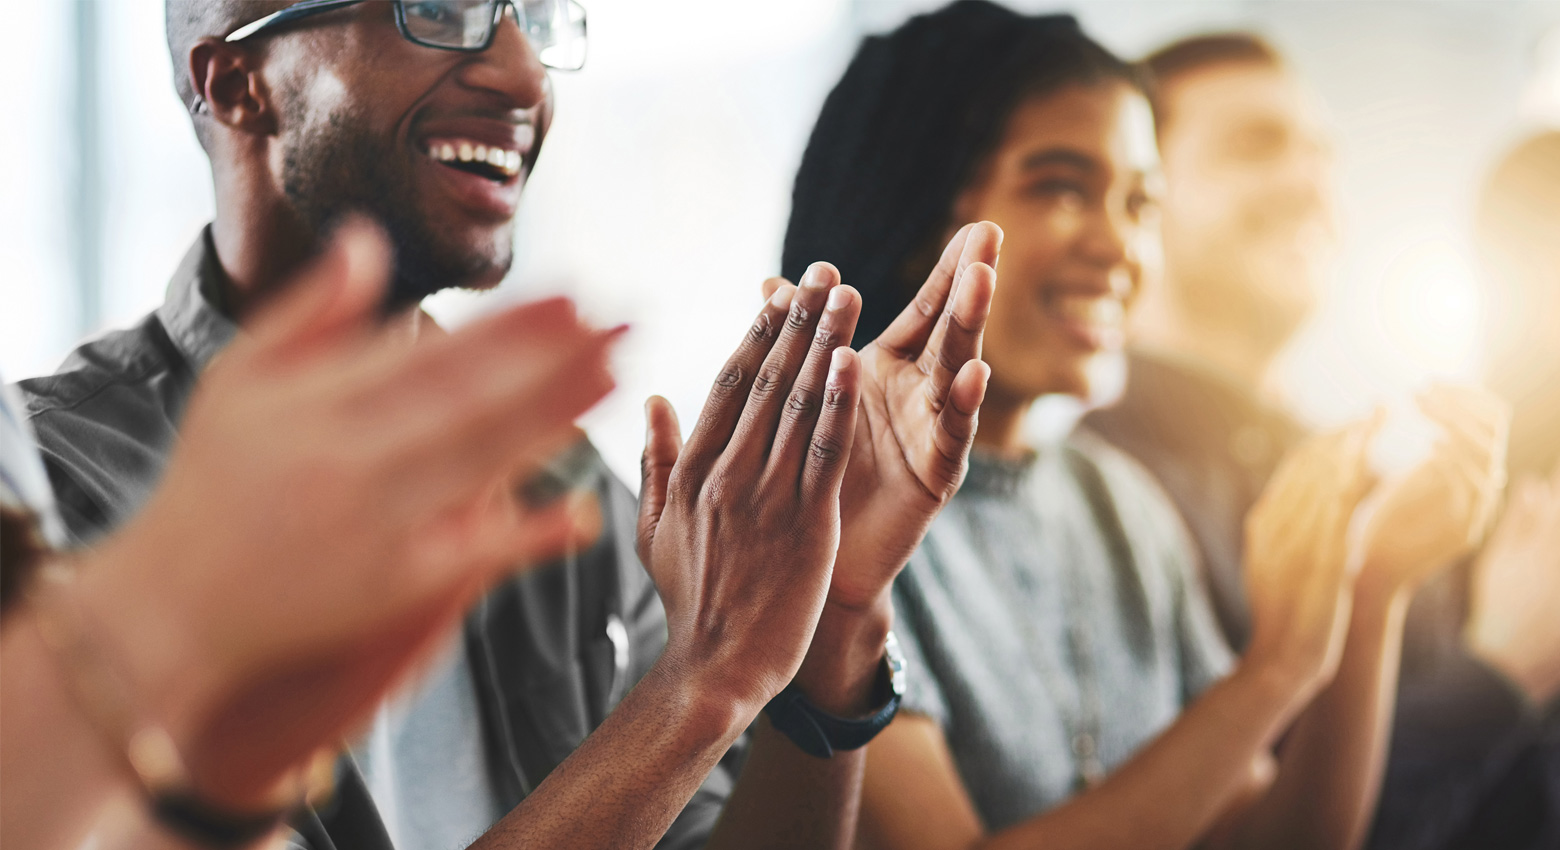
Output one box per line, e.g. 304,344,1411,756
54,219,621,808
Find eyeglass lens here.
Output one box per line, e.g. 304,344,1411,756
401,0,586,69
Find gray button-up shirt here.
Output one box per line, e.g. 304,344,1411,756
15,228,738,850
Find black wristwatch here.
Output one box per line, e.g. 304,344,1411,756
764,631,907,758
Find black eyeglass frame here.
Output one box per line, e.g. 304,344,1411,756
224,0,587,70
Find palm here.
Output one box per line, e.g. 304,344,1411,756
828,223,1001,609
1362,387,1507,589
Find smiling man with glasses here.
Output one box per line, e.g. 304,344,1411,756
17,2,1002,850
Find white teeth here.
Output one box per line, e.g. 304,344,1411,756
1054,295,1123,327
427,138,522,176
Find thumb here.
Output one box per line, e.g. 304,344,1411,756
248,216,391,362
636,396,683,565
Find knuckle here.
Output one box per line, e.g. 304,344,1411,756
747,311,777,345
715,364,744,389
810,435,845,466
752,364,785,398
786,303,813,331
823,386,850,410
812,325,840,352
786,388,818,415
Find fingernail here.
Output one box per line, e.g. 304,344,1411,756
830,347,852,373
803,263,831,290
769,284,796,309
827,287,851,311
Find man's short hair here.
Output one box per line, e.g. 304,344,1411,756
1139,33,1285,129
165,0,288,146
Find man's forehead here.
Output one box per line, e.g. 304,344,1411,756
1168,63,1327,137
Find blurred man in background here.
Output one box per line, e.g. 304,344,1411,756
1086,34,1560,850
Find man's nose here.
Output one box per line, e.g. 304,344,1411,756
457,4,549,109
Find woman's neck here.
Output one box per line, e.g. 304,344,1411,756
971,384,1035,459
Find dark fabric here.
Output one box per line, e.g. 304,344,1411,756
14,228,739,850
1085,348,1555,850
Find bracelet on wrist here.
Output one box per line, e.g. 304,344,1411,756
26,559,331,848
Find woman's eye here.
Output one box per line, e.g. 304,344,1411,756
1029,179,1087,205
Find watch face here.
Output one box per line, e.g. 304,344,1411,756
885,631,908,696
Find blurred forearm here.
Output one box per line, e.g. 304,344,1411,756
1221,575,1409,850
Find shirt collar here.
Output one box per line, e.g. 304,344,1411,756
155,225,239,373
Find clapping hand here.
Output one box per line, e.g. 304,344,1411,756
761,222,1001,614
1243,420,1378,690
636,264,865,710
1360,386,1509,591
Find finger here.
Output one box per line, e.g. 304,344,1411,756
492,491,605,577
726,264,840,466
415,489,604,589
766,285,862,486
760,276,788,302
637,396,683,565
247,217,391,362
928,359,991,495
918,223,1003,379
386,326,624,519
1418,387,1508,451
679,284,797,473
872,224,975,360
801,348,863,503
920,262,996,415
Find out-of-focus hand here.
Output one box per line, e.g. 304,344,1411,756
1466,464,1560,706
636,264,863,717
67,220,620,806
775,223,1000,614
1243,421,1378,692
1360,386,1509,592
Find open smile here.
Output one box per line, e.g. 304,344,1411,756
415,127,535,219
423,135,527,182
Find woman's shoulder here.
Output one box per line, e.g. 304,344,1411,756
1063,427,1200,564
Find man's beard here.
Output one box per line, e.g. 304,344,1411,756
281,111,512,310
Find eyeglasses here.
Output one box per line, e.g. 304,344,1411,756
225,0,588,71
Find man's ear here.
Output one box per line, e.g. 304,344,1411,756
189,38,277,136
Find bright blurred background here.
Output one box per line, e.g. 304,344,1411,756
3,0,1559,485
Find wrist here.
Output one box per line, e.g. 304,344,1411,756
73,540,223,753
640,653,762,750
792,593,894,716
1239,634,1329,711
1353,568,1415,623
